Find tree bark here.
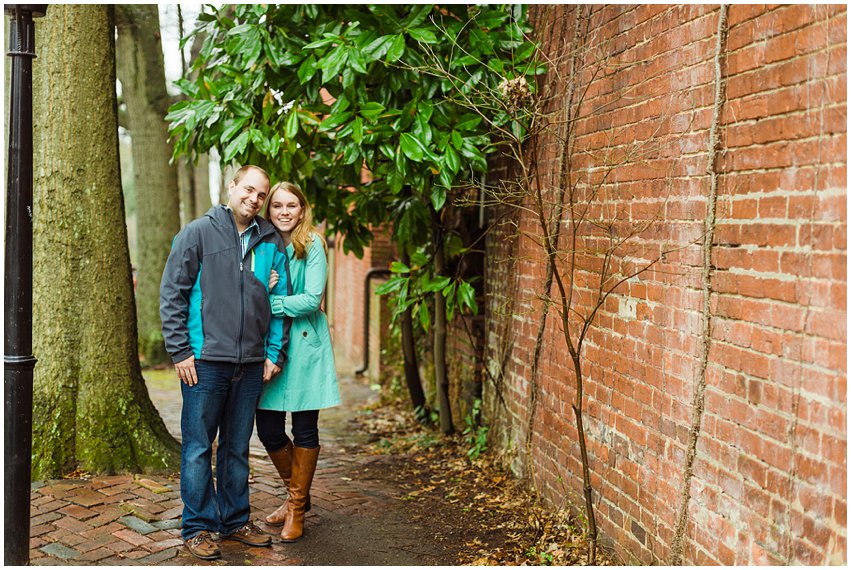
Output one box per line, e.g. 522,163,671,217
431,215,453,434
194,152,212,214
188,26,213,218
31,4,180,479
178,160,197,225
115,4,181,366
399,249,428,421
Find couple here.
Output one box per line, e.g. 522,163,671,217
159,165,340,560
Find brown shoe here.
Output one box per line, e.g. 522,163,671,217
222,521,272,547
265,442,310,526
184,531,221,560
281,446,320,542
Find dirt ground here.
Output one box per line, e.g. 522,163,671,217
344,401,615,566
140,366,614,566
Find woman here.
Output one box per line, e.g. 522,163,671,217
256,181,341,542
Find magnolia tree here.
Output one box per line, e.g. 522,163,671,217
167,4,543,433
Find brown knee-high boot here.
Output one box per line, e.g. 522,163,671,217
264,442,293,525
264,442,312,525
280,446,320,542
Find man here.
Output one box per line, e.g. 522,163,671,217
160,165,291,560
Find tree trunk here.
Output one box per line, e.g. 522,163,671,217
399,249,428,422
188,27,212,218
178,160,197,225
175,6,197,225
569,352,597,564
31,4,180,479
115,4,181,366
431,217,453,434
194,152,212,214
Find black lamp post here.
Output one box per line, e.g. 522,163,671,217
5,4,46,566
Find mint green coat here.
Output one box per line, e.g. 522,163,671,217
258,234,340,412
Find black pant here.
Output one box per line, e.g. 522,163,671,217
256,409,320,451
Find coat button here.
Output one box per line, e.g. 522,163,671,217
302,331,308,337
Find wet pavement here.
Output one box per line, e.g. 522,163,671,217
28,364,452,565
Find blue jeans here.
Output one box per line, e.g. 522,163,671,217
179,360,263,540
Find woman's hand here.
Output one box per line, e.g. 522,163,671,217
263,358,281,383
269,269,279,290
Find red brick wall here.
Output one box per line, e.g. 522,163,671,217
330,227,395,373
477,5,846,565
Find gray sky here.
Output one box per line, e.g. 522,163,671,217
158,4,201,95
157,4,223,203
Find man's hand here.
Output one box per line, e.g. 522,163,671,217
263,358,281,383
175,355,198,386
269,269,279,290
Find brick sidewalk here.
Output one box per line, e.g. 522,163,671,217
28,372,446,565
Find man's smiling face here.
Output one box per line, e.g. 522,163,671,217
227,168,270,227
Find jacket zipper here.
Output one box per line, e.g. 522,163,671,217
230,209,274,364
230,214,245,363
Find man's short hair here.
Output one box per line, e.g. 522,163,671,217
232,164,270,186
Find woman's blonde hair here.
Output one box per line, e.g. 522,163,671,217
265,181,327,259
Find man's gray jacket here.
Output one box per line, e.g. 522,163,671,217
159,205,291,367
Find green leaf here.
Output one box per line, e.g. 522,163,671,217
422,276,451,292
342,141,361,164
390,261,410,273
443,282,456,300
303,36,337,49
386,34,406,62
487,58,505,73
451,130,464,149
285,109,300,139
400,132,424,162
413,113,432,146
411,250,429,267
351,116,363,143
408,28,437,44
330,93,351,114
445,233,465,257
297,55,318,84
418,303,431,331
250,128,271,154
388,171,403,193
230,100,254,118
173,78,199,99
402,4,433,28
458,280,478,315
443,144,460,174
363,35,394,61
514,41,537,62
322,46,350,82
417,100,434,123
319,111,353,131
349,47,367,74
430,185,447,210
455,115,482,132
375,275,406,295
438,168,453,191
219,117,248,144
226,23,253,37
223,130,250,162
360,102,386,120
242,29,263,67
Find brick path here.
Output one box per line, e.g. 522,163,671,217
29,369,449,565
